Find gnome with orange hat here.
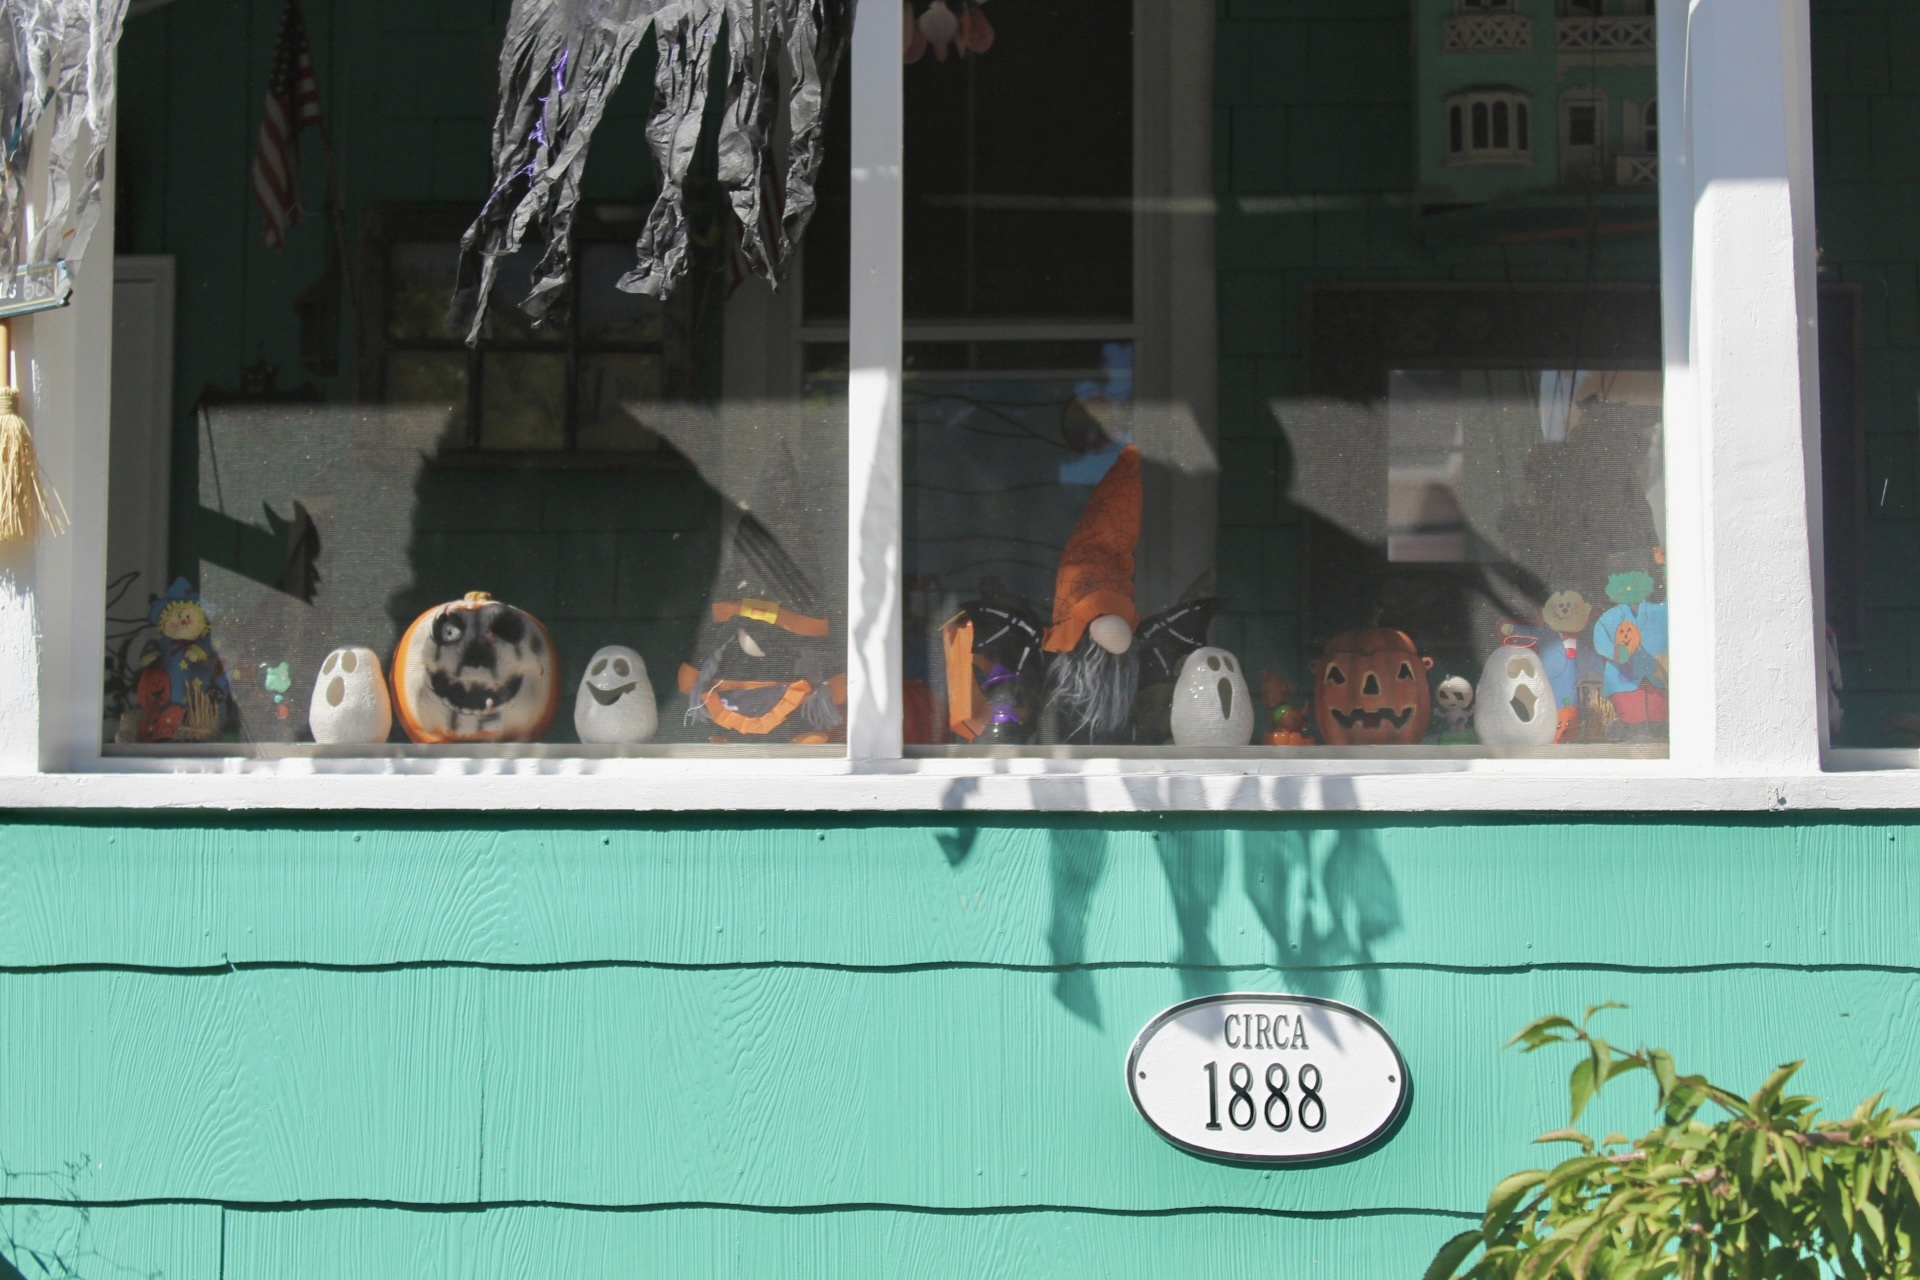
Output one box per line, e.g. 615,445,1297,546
1037,445,1149,743
941,445,1226,745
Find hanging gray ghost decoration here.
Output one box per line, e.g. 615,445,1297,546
0,0,130,275
456,0,855,343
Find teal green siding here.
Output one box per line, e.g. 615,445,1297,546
4,815,1919,1276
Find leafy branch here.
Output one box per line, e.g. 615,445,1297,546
1427,1006,1920,1280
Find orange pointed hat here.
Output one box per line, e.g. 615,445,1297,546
1043,444,1142,652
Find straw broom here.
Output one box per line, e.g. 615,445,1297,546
0,318,66,543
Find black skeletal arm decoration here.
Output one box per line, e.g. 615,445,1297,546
456,0,855,343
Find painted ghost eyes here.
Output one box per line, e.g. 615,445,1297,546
1325,665,1346,686
591,658,606,676
1507,656,1533,680
613,658,631,677
341,650,358,674
321,652,338,674
1224,656,1236,673
1207,655,1221,672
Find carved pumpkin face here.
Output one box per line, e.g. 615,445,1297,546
1311,629,1434,746
391,592,560,743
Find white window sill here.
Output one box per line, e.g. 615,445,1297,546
0,752,1916,811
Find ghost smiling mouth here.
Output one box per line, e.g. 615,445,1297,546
429,672,524,713
587,681,637,707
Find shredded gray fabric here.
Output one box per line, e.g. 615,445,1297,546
457,0,854,343
0,0,129,274
1042,639,1140,745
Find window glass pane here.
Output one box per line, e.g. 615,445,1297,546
575,353,666,450
384,351,469,447
579,244,669,343
479,353,568,450
387,244,463,340
1812,5,1906,748
901,0,1666,755
103,6,849,756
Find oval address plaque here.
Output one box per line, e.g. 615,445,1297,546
1127,993,1408,1163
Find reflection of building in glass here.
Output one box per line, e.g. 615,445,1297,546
1418,0,1657,211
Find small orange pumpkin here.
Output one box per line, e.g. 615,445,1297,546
390,592,560,743
1311,628,1434,746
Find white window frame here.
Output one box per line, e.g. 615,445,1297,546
0,0,1907,813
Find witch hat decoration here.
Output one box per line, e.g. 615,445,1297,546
680,440,844,741
0,319,66,544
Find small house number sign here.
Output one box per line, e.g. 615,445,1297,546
1126,993,1408,1163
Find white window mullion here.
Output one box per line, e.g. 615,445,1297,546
1665,0,1825,774
845,0,904,762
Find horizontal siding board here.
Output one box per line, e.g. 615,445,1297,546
0,1205,221,1280
6,965,1916,1209
3,817,1919,971
0,971,481,1205
480,965,1920,1209
223,1204,1463,1280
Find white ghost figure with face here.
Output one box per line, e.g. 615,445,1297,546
1433,675,1474,733
308,646,393,744
574,645,658,744
1169,647,1254,747
1475,643,1557,747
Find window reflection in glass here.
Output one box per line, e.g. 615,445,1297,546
902,0,1667,755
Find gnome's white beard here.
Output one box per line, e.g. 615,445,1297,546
1043,637,1139,743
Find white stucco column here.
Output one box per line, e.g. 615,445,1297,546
1662,0,1826,774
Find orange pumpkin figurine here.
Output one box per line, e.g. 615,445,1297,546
390,592,561,743
1310,629,1435,746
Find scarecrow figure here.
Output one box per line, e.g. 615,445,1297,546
124,577,233,743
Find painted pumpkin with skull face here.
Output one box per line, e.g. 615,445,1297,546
1311,629,1434,746
391,592,560,743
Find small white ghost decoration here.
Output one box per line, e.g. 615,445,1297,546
309,646,393,744
1434,675,1475,734
1170,647,1254,747
574,645,658,744
1475,643,1557,747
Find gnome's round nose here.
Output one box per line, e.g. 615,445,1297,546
1088,614,1134,655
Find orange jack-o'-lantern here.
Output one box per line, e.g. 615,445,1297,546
391,592,561,743
1311,628,1435,746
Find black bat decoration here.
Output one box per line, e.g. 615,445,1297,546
954,601,1046,684
1135,597,1229,687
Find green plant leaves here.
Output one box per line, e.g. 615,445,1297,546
1435,1012,1920,1280
1484,1169,1550,1233
1423,1230,1483,1280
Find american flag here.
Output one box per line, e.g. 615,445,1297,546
251,0,323,251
